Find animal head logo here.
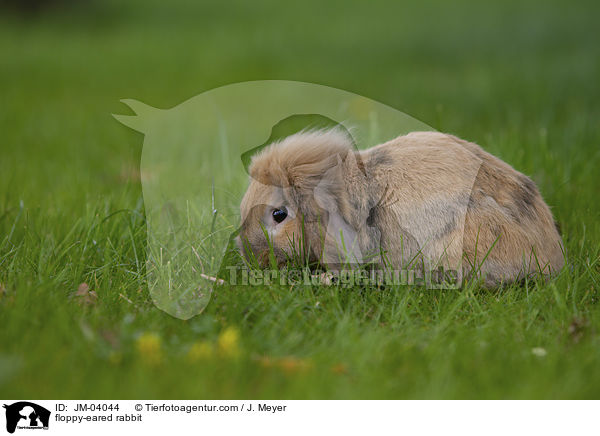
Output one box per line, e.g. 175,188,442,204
3,402,50,434
114,80,472,320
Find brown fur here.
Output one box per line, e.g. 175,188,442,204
238,129,565,286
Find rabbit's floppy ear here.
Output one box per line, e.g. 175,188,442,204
312,156,364,266
288,152,365,267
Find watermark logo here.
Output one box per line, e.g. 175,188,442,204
3,402,50,434
114,80,479,319
223,266,460,289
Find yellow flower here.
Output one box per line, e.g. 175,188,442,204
217,326,241,358
136,332,162,365
187,341,214,362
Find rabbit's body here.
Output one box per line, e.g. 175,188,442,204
238,130,564,286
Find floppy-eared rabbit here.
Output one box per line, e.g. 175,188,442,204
237,129,564,286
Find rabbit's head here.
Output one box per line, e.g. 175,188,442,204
237,129,368,268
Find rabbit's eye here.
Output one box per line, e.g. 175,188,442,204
272,207,288,224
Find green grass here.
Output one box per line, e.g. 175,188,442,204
1,0,599,398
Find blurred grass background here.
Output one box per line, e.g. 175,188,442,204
0,0,599,398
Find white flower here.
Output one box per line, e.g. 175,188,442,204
531,347,547,357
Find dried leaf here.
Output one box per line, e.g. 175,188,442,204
568,317,589,344
72,282,98,306
331,363,348,374
100,329,120,348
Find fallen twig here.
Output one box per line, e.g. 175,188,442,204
200,273,225,285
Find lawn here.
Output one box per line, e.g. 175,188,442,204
0,0,599,398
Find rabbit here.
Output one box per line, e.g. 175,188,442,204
237,128,565,286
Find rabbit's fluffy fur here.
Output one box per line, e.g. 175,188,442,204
238,129,564,286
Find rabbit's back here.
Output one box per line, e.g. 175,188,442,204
362,132,564,284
